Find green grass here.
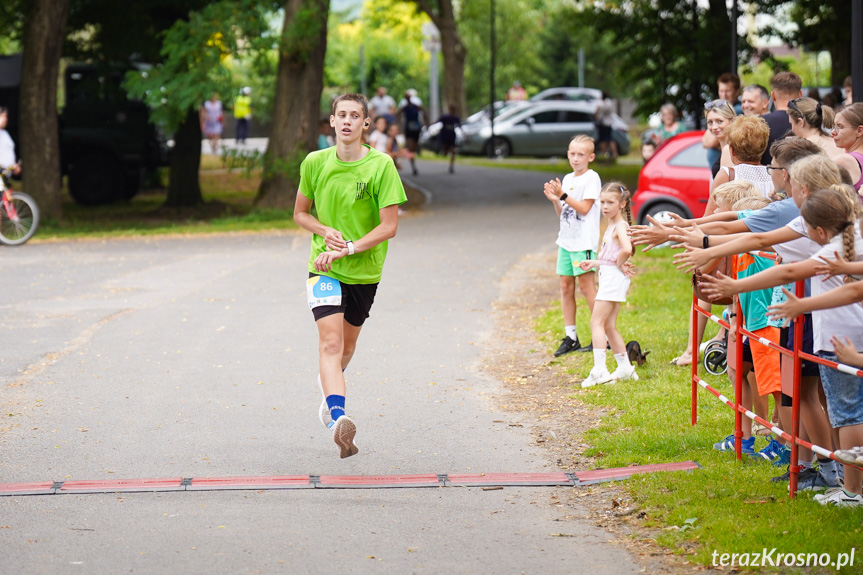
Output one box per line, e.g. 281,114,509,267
36,168,296,240
536,249,862,571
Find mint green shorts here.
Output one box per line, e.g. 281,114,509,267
556,248,596,277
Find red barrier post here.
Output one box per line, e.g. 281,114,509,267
789,280,805,498
691,292,698,425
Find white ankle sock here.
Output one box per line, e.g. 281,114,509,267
565,325,577,340
613,352,631,369
592,349,607,372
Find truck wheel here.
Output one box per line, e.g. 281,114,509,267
68,153,124,205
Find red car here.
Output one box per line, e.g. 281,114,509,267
632,131,712,225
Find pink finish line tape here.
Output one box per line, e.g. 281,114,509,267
0,462,698,496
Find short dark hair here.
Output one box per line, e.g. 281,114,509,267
0,106,7,115
770,136,823,168
331,93,369,118
771,72,802,96
717,72,741,90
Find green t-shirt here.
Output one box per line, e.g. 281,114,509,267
299,145,407,284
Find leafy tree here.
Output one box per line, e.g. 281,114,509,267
326,0,430,106
412,0,467,118
19,0,69,221
255,0,329,209
124,0,277,207
572,0,741,120
753,1,852,86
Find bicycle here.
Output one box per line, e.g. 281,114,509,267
0,167,39,246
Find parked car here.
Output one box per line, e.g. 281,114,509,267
457,100,630,158
0,54,170,205
531,87,602,103
418,101,526,153
632,131,712,225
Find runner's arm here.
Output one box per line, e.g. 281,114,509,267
293,192,347,250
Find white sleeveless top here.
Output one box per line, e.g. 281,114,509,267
722,164,774,198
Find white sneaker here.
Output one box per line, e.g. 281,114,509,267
317,375,333,429
611,365,639,381
813,487,863,507
333,416,359,459
582,368,614,388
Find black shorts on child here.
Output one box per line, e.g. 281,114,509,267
309,273,378,327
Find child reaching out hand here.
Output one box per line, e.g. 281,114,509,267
579,183,637,387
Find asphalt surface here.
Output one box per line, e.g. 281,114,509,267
0,158,643,574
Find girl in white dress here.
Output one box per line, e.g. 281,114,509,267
579,183,637,387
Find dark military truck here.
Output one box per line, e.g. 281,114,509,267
0,54,169,205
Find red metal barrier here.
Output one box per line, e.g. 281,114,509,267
690,271,863,499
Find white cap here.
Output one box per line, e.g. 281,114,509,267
242,87,251,95
406,88,418,97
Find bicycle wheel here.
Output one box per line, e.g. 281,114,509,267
0,192,40,246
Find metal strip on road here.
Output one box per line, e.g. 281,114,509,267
0,461,699,497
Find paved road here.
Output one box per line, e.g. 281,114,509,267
0,159,642,574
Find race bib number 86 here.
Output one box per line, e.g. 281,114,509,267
307,275,343,309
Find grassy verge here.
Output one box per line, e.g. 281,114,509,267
37,167,292,240
536,249,862,570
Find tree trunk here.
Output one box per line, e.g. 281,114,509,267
417,0,467,119
164,108,203,207
256,0,329,210
830,42,851,87
20,0,69,222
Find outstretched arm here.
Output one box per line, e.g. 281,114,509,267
699,259,818,301
767,283,863,324
673,226,800,274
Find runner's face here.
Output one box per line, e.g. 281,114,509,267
331,102,367,144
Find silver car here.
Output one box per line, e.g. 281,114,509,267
458,100,630,158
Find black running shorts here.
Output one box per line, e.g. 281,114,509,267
309,273,379,327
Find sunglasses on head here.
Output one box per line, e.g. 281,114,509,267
704,99,730,112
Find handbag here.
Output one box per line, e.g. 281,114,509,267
692,256,733,305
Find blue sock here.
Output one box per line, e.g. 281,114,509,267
326,395,345,422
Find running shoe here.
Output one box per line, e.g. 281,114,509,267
554,336,581,357
581,368,614,388
795,467,837,492
713,434,755,455
333,416,359,459
750,438,784,462
770,467,790,483
771,445,791,467
317,375,334,429
610,364,639,382
813,487,863,508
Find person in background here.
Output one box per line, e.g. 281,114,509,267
367,116,390,153
437,104,461,174
717,72,743,114
233,87,252,145
844,76,853,106
200,93,223,154
652,103,686,144
317,117,334,150
831,102,863,192
741,84,771,117
368,86,396,123
399,91,423,176
506,81,527,101
594,92,617,159
0,107,21,176
702,73,743,167
786,97,840,157
760,71,803,165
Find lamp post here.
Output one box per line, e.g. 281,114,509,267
854,0,862,103
488,0,496,158
422,22,441,123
